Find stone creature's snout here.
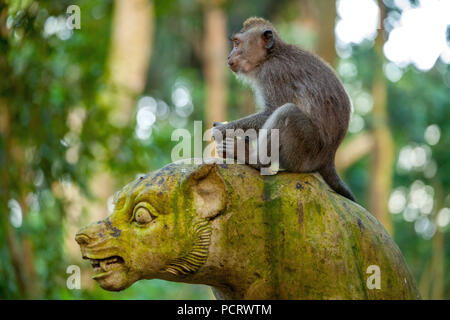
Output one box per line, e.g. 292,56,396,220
75,218,126,277
75,221,103,255
75,218,128,289
75,219,120,258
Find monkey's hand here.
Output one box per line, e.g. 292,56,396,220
213,121,227,127
212,121,234,139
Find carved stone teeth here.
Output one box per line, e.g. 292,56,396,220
100,260,108,270
90,259,100,268
89,256,123,271
107,257,118,264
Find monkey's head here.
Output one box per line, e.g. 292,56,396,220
228,17,279,75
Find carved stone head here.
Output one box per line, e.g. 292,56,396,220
75,162,226,291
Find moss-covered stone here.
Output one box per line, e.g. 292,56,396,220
75,159,420,299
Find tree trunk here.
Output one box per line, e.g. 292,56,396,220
299,0,337,66
18,193,40,299
107,0,154,127
202,0,228,130
430,230,444,299
419,180,445,299
368,1,394,234
336,132,374,171
5,225,27,297
0,101,40,299
315,0,337,66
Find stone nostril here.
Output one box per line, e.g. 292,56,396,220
75,233,90,245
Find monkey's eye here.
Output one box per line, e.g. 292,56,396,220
132,202,157,226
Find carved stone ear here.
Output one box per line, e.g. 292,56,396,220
262,29,274,49
187,163,227,219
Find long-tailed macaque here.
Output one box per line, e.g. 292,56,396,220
213,17,355,202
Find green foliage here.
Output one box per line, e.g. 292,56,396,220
0,0,448,299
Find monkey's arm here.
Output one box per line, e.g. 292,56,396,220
213,111,271,133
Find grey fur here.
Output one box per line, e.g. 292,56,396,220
214,18,355,202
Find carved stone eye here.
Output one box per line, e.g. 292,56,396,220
134,207,153,225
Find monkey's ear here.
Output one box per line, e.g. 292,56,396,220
186,163,227,219
262,29,274,49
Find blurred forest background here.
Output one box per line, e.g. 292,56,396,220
0,0,449,299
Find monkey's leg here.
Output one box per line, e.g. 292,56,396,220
253,104,356,200
249,103,325,173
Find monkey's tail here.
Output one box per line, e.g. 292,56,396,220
318,163,356,202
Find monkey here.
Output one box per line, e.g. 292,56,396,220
212,17,356,202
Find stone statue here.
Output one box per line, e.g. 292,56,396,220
75,160,420,299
